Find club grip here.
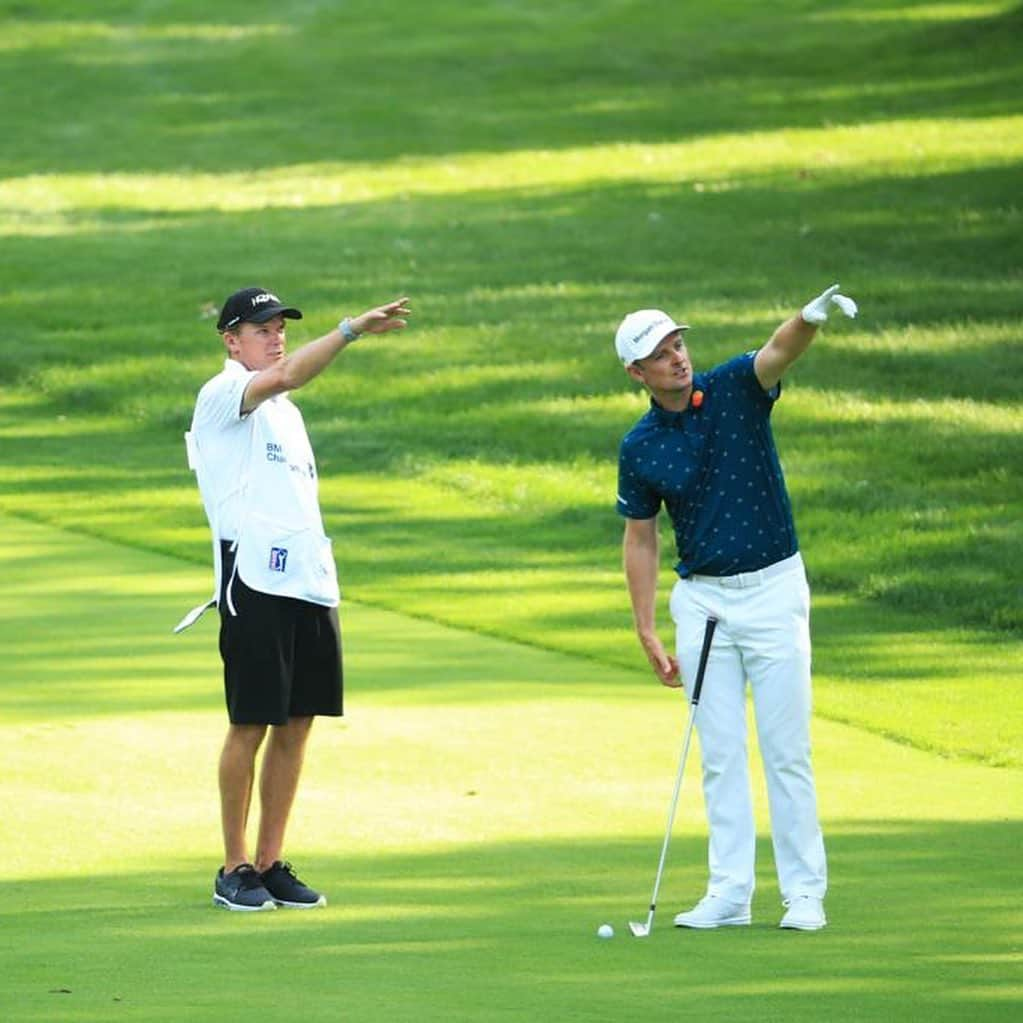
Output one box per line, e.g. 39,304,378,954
690,617,718,706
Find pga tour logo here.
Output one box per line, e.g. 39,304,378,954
269,547,288,573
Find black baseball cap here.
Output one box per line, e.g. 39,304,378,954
216,286,303,332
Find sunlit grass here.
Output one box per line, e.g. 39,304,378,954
787,387,1019,429
812,2,1011,22
0,20,291,52
2,114,1021,232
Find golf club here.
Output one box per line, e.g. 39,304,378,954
629,615,718,938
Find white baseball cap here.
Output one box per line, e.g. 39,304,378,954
614,309,688,365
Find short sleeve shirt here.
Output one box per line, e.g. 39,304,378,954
190,359,323,542
616,351,798,577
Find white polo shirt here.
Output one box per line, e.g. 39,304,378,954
181,359,339,621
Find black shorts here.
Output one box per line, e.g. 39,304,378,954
218,542,343,725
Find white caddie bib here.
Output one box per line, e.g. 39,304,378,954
232,394,339,606
174,366,339,633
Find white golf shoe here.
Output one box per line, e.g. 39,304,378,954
779,895,827,931
673,894,751,929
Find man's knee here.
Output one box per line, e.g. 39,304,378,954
270,716,314,750
225,722,268,755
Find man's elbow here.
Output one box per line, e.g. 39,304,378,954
242,365,292,412
753,346,787,391
275,357,310,393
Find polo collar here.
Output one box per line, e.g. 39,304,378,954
649,396,692,426
648,371,708,425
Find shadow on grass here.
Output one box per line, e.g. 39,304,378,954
1,149,1020,635
2,824,1021,1022
3,161,1020,395
0,2,1020,176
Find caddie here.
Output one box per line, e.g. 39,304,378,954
615,284,857,931
178,285,410,911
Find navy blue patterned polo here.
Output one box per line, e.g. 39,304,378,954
616,351,798,577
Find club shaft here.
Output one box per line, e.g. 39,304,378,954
637,616,718,932
643,705,698,923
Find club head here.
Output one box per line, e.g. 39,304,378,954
628,921,650,938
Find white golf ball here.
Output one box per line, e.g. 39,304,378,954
597,923,614,939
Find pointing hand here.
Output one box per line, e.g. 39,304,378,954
351,297,411,336
801,284,857,325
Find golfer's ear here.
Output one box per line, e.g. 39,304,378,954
626,363,645,385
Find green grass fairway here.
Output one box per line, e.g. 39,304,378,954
3,517,1020,1022
2,1,1021,1019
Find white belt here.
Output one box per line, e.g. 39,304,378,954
687,552,801,589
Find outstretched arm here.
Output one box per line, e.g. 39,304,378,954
623,516,681,688
242,297,411,412
754,284,856,392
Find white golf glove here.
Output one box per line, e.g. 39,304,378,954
801,283,858,324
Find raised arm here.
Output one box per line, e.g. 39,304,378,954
754,283,857,392
242,297,410,413
623,515,681,688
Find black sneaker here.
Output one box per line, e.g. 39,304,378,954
213,864,277,912
260,860,326,909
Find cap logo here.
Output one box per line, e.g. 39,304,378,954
251,292,278,308
631,317,671,346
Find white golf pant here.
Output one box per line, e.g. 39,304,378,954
669,553,827,905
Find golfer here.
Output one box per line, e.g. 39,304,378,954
615,284,857,931
179,286,410,911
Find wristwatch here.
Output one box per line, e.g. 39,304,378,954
338,317,360,342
